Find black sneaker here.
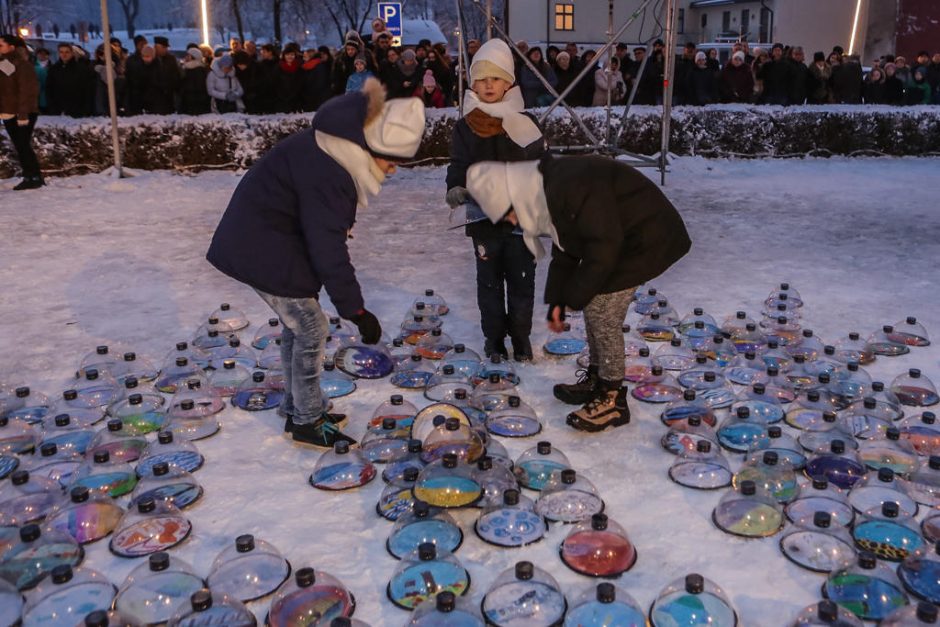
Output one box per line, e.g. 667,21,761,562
284,412,347,433
511,337,533,363
291,417,358,449
567,383,631,432
484,339,509,360
13,176,44,191
554,366,599,405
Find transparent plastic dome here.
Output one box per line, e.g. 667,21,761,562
0,468,65,525
387,501,463,560
631,366,684,404
206,338,257,371
39,413,96,457
791,599,863,627
167,400,221,442
52,390,107,429
892,369,939,408
2,385,52,424
785,390,837,431
385,337,414,370
167,589,256,627
761,366,797,404
109,497,192,558
370,395,417,429
823,552,908,621
473,355,520,387
867,325,911,357
650,573,737,627
633,286,662,315
251,317,282,350
834,332,875,365
130,461,203,510
415,329,455,361
400,315,442,346
411,404,471,444
623,348,655,383
805,439,868,490
721,311,754,340
828,362,873,410
661,389,718,428
408,590,484,626
881,603,940,627
473,456,519,508
155,358,206,395
655,338,696,372
543,323,587,356
79,345,122,375
167,379,224,420
713,479,784,538
679,307,720,336
564,582,645,627
138,431,204,477
851,501,923,562
87,419,148,464
787,329,827,363
414,453,482,508
44,485,123,545
391,355,436,390
309,441,376,491
780,510,856,573
377,467,419,521
316,363,355,399
265,567,355,626
257,338,284,370
425,365,473,403
662,413,719,456
164,341,210,370
636,312,675,342
67,370,122,410
24,441,82,488
230,371,283,411
897,411,940,457
797,412,855,455
69,450,138,499
747,425,806,470
21,564,115,626
709,334,737,368
415,289,449,317
470,374,519,413
326,315,360,345
105,394,167,436
897,541,940,605
383,439,426,484
803,346,841,381
113,552,205,625
0,523,83,591
560,513,636,577
716,407,769,453
676,356,725,390
783,355,815,391
785,478,855,528
206,534,290,602
512,442,570,491
387,542,469,610
924,511,940,544
732,383,785,424
441,344,482,380
361,418,411,464
761,341,793,372
482,395,539,438
731,323,765,355
0,415,40,455
761,313,803,347
535,469,604,523
481,561,565,626
0,577,23,626
192,321,233,352
420,417,484,464
888,316,930,347
474,489,546,548
899,455,940,508
724,351,765,388
333,341,395,380
857,429,918,476
733,451,799,504
209,303,250,332
668,440,732,490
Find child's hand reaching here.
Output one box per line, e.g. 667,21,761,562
445,186,469,208
547,305,566,332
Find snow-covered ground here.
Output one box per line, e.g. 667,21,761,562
1,156,939,625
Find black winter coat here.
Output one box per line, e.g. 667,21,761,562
758,59,792,104
125,60,160,114
206,91,370,318
179,63,210,115
787,60,810,105
46,58,95,117
719,63,754,103
541,155,691,311
685,66,718,105
831,62,863,104
301,60,331,111
253,60,280,114
151,55,180,114
446,114,546,239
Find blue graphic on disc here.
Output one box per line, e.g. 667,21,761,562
736,400,784,423
388,561,468,608
41,431,95,455
5,406,50,424
483,581,566,626
335,346,394,379
824,574,907,621
476,509,546,547
486,416,541,438
0,455,18,480
661,405,712,426
804,456,867,490
322,379,356,399
852,520,923,561
515,460,568,491
387,520,463,559
132,482,204,509
232,389,283,411
137,451,205,476
652,593,736,627
390,371,433,389
699,388,736,409
565,601,646,626
544,338,587,356
899,558,940,603
717,423,766,452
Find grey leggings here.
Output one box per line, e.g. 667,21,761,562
584,287,637,382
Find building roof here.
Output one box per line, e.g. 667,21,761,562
689,0,762,7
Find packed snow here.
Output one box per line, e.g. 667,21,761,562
1,155,939,625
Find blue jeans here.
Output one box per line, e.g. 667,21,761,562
255,290,328,424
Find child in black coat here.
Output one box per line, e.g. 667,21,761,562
445,38,546,361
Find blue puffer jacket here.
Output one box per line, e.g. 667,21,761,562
206,90,369,318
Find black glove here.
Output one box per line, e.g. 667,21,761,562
350,309,382,345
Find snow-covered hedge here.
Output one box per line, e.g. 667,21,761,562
3,105,940,178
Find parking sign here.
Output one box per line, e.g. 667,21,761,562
378,2,403,45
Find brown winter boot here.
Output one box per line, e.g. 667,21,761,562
567,381,631,432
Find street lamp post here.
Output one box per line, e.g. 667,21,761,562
200,0,211,46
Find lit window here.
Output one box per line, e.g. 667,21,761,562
555,4,574,31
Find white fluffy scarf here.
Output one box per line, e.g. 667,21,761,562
462,86,543,148
315,130,385,209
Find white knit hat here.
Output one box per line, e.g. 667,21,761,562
470,38,515,84
364,98,427,159
187,46,202,60
694,51,706,62
733,51,745,62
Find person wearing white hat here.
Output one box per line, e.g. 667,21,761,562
445,38,546,362
207,78,425,448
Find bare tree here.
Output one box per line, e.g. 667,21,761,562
231,0,245,42
115,0,140,39
321,0,375,44
0,0,35,34
272,0,281,43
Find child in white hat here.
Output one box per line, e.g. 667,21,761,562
444,38,547,361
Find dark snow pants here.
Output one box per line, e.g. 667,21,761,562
3,114,41,179
472,233,536,351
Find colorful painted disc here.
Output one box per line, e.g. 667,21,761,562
804,457,867,490
86,439,147,464
411,404,471,443
72,471,138,498
109,515,192,557
232,389,283,411
267,585,355,627
136,451,205,476
30,459,82,488
335,346,395,379
387,561,469,610
132,482,204,510
0,433,36,455
712,500,784,538
387,519,464,560
390,370,433,389
114,572,206,624
170,417,221,441
413,476,482,508
483,581,566,626
486,415,542,438
535,491,604,524
699,388,737,410
475,508,546,547
513,460,568,491
898,557,940,604
40,430,95,455
208,555,290,603
0,538,83,590
0,454,19,480
46,501,124,544
309,461,376,491
823,573,907,621
322,379,357,399
668,460,733,491
631,383,683,404
652,592,737,627
780,529,857,573
21,580,115,624
117,411,167,435
661,405,717,427
852,519,923,562
565,601,646,627
560,530,637,577
377,488,415,522
544,338,587,356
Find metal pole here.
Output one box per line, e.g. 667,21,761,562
456,0,467,115
486,0,492,40
659,0,679,185
99,0,123,177
613,43,651,146
604,0,614,146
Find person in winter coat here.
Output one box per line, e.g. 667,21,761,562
684,52,718,106
758,44,792,105
553,52,579,105
807,52,832,104
388,49,422,99
207,80,424,447
345,55,374,93
719,51,754,103
630,47,658,105
445,38,546,361
882,63,905,105
125,45,160,114
46,42,95,117
151,36,180,114
863,68,887,104
34,48,50,113
300,46,331,111
331,33,368,95
252,44,280,114
206,54,244,114
467,154,690,431
519,47,557,108
592,56,626,106
233,50,258,113
786,47,810,105
416,70,445,108
424,48,453,102
179,46,210,114
277,43,303,113
831,55,863,104
0,34,43,190
927,53,940,104
905,67,932,105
